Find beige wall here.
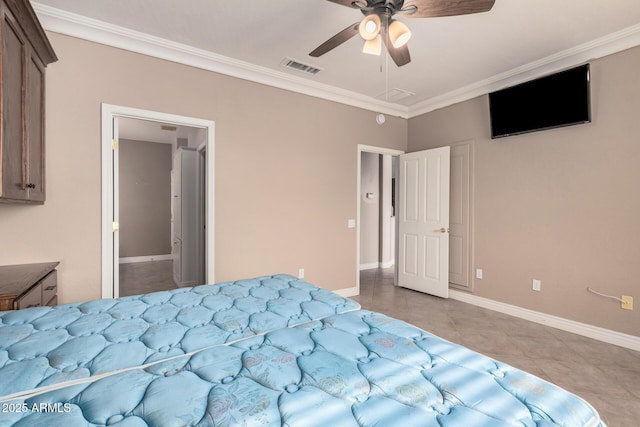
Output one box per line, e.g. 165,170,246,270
119,139,172,258
0,31,637,338
408,46,640,336
0,33,407,303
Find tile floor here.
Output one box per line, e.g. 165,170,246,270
119,260,177,297
352,268,640,426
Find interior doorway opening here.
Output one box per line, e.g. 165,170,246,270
356,145,404,295
359,152,398,270
356,142,474,299
117,118,207,296
101,104,215,299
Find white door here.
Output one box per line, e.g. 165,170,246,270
398,146,450,298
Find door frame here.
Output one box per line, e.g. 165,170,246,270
449,140,475,291
356,144,404,295
101,104,215,299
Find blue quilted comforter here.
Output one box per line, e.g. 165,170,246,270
0,275,604,427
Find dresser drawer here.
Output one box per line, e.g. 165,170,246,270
0,262,59,311
15,283,42,309
45,295,57,307
41,270,57,305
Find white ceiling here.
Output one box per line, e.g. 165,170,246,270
33,0,640,118
118,117,195,145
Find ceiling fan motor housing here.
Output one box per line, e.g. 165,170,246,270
358,0,405,16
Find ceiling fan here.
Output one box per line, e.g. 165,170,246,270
310,0,496,67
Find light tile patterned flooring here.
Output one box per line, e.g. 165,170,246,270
119,260,177,297
352,268,640,426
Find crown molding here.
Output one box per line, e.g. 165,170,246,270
33,3,640,121
408,22,640,118
32,2,410,119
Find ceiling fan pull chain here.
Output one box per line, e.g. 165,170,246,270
385,34,389,101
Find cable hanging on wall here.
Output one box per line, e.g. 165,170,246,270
586,287,623,303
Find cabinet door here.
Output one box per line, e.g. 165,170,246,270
1,12,27,201
26,54,45,202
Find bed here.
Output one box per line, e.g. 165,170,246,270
0,274,604,426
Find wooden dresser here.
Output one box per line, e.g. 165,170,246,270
0,262,59,310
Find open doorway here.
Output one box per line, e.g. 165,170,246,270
356,145,404,295
117,118,207,296
101,104,215,299
359,152,398,264
356,142,474,300
359,150,399,295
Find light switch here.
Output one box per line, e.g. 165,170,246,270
532,279,541,291
347,219,356,228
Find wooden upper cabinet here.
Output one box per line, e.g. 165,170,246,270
0,0,56,204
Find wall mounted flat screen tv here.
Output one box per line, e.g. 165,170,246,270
489,64,591,139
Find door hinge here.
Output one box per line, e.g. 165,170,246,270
112,222,119,232
112,139,119,150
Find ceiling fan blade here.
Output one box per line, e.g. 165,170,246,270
309,23,359,57
404,0,495,18
326,0,366,8
381,25,411,67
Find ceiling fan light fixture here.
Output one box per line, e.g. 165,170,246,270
389,19,412,48
362,34,382,56
359,14,381,41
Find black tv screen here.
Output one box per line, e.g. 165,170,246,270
489,64,591,138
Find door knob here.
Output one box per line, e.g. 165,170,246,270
435,227,449,233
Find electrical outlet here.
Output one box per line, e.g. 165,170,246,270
532,279,541,292
298,268,305,279
475,268,483,279
621,295,633,310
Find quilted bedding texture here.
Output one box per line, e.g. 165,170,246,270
0,275,359,399
0,310,603,427
0,275,604,427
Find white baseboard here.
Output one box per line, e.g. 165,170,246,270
334,284,640,351
359,261,395,271
119,254,173,264
359,262,379,271
449,289,640,352
334,286,359,298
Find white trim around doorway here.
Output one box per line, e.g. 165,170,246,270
101,104,215,299
350,144,405,298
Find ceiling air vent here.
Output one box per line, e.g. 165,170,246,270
280,58,322,75
376,88,415,102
